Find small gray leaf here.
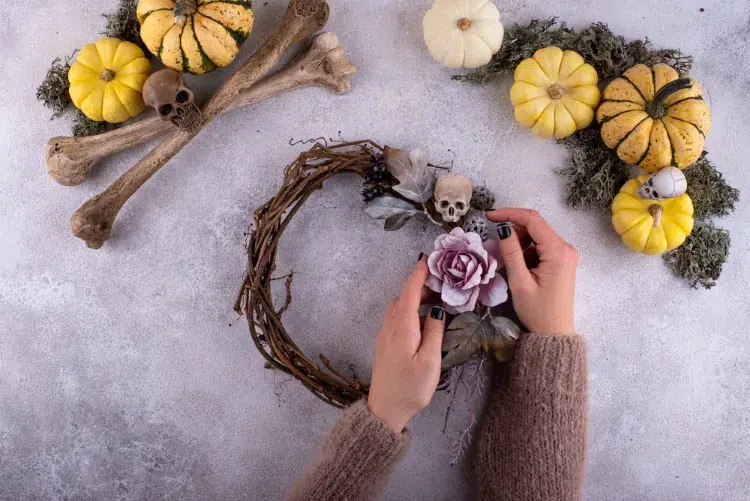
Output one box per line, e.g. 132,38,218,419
441,312,486,369
383,146,412,180
409,149,428,173
393,174,436,204
384,212,413,231
487,316,521,362
363,196,417,219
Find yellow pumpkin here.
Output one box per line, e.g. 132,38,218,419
137,0,254,75
597,63,711,171
510,46,601,139
68,38,151,123
611,174,694,255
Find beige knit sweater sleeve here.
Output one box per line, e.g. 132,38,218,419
285,332,587,501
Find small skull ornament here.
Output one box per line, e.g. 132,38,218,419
434,173,472,222
142,69,202,133
637,167,688,200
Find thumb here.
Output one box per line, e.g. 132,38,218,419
419,306,445,360
495,222,534,290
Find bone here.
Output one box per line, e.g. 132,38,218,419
47,30,353,187
72,0,330,249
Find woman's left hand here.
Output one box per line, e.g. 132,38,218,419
367,256,446,433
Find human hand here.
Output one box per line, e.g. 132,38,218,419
367,257,445,433
486,208,578,335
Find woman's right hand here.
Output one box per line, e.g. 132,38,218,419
486,208,579,335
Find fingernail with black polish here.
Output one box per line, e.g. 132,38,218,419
418,252,424,262
430,306,445,321
497,222,511,240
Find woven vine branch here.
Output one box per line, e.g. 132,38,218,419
233,140,452,407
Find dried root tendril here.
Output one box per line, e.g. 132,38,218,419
454,18,693,83
663,223,731,289
685,151,740,220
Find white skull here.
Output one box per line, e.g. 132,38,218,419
434,173,472,222
142,69,202,133
637,167,687,200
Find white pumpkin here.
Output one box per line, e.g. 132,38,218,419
422,0,504,69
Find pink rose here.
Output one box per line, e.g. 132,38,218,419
426,228,508,314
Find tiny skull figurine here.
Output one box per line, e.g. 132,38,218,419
434,173,472,222
142,69,202,133
637,167,688,200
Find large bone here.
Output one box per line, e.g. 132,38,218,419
70,0,330,249
47,32,353,186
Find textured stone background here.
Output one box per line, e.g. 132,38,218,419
1,0,748,500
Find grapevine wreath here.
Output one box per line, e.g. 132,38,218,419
37,1,740,412
233,140,521,408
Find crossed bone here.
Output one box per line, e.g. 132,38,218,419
55,0,354,248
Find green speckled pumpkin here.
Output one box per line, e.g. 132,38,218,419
596,63,711,171
137,0,254,75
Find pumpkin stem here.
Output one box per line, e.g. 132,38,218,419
457,18,471,30
100,69,116,82
547,84,565,100
648,204,664,228
648,78,693,118
174,0,197,23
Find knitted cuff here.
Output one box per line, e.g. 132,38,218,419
511,332,588,396
324,400,411,463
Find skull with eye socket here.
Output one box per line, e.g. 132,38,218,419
434,173,473,223
142,69,202,133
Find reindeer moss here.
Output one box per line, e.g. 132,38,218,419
454,18,693,83
685,152,740,220
663,224,731,289
72,111,119,137
557,128,631,210
36,55,74,119
102,0,150,56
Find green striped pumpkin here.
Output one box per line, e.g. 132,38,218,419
137,0,254,75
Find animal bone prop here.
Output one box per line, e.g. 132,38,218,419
46,31,354,187
70,0,330,249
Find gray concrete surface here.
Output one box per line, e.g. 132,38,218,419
1,0,749,500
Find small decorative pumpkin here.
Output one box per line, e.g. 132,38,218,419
597,63,711,171
422,0,504,69
137,0,254,75
510,47,601,139
611,173,694,255
68,38,151,123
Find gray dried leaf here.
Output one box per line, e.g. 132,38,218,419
384,147,437,204
363,196,417,219
383,146,412,180
384,212,413,231
441,312,486,369
487,316,521,362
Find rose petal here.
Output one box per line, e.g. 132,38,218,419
478,275,509,307
441,283,472,307
427,250,444,276
426,275,443,293
463,263,484,289
445,288,480,314
483,238,500,260
464,230,484,248
478,255,498,285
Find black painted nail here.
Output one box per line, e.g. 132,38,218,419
430,306,445,321
497,223,511,240
418,252,424,262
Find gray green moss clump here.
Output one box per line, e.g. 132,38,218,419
685,152,740,220
663,224,731,289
